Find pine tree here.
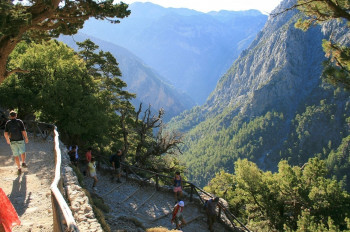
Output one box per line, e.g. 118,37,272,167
0,0,130,82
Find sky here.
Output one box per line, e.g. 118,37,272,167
120,0,284,15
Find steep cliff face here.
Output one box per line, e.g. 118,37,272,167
169,0,350,186
207,0,325,119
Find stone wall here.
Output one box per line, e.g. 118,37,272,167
61,147,103,232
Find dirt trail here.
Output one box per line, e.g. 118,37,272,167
0,134,55,232
0,133,233,232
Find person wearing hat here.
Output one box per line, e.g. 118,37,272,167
171,200,186,229
206,197,220,232
4,110,29,174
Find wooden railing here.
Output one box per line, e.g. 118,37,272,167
51,126,79,231
25,120,55,140
23,120,79,231
97,156,250,232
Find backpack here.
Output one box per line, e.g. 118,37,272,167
109,154,116,163
6,119,23,141
203,199,209,209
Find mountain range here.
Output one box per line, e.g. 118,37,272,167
59,34,194,121
80,2,267,104
168,0,350,187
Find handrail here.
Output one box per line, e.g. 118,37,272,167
48,125,78,231
95,154,250,232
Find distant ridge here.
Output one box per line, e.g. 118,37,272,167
59,34,195,121
80,2,267,104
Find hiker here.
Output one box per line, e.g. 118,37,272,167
171,200,186,230
110,150,123,183
206,197,219,232
68,145,78,166
173,171,183,202
85,147,92,176
4,111,29,174
88,157,98,191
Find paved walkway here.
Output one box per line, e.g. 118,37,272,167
0,134,55,232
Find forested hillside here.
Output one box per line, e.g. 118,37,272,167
169,0,350,188
81,2,267,104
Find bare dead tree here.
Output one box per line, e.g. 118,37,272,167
133,103,183,171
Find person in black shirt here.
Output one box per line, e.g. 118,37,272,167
4,111,29,174
206,197,219,232
110,150,123,183
68,145,78,166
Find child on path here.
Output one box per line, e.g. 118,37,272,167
88,157,98,191
85,147,92,176
171,201,186,230
173,171,183,203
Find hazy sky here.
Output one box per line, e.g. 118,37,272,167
121,0,284,14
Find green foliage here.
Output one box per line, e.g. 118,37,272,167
179,111,285,186
0,40,133,152
0,0,130,81
326,135,350,191
206,158,350,231
0,39,183,175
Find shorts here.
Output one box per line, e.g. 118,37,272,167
173,186,182,193
175,215,184,226
90,172,97,177
115,167,121,175
10,140,25,157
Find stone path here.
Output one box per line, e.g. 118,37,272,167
84,170,232,232
0,134,55,232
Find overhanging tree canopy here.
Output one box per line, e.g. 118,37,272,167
0,0,130,83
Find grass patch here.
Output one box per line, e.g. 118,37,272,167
70,164,85,188
70,165,111,231
83,189,111,232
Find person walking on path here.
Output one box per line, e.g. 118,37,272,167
4,111,29,175
171,200,186,230
68,145,78,167
110,150,123,183
173,171,183,203
88,157,98,191
206,197,220,232
84,147,92,176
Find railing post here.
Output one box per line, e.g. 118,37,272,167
125,165,128,181
190,184,194,202
218,206,222,219
155,174,159,191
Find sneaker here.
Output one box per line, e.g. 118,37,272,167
17,168,21,175
93,187,97,191
22,163,27,168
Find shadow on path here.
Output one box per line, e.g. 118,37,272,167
9,173,31,216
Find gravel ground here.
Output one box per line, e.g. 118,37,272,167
0,133,232,232
84,168,232,232
0,134,55,232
